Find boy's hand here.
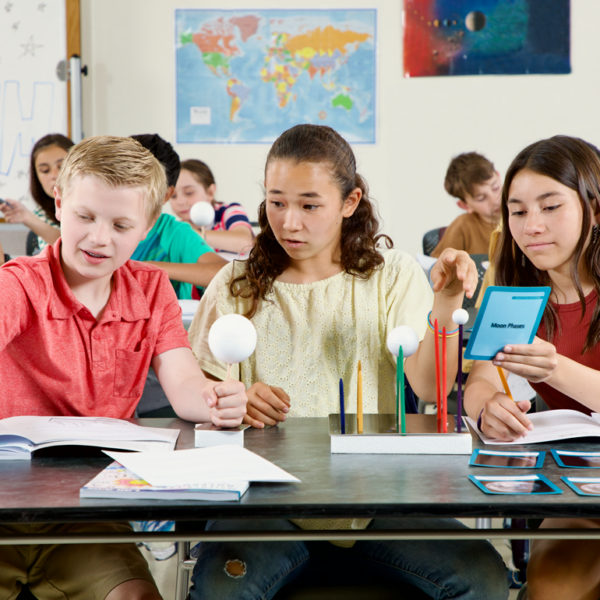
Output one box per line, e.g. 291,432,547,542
243,382,290,428
480,393,533,441
202,380,247,428
430,249,478,299
493,337,559,384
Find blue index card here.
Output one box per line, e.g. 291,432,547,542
469,449,545,469
464,286,551,360
562,477,600,496
468,474,562,495
552,450,600,468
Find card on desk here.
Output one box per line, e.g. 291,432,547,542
464,286,550,360
468,474,562,495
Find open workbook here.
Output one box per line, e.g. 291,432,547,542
0,416,180,460
467,409,600,445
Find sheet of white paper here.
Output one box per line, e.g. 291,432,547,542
507,373,536,402
467,410,600,445
1,416,179,445
104,445,301,486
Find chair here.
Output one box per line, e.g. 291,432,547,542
422,227,447,256
463,254,488,309
26,230,39,256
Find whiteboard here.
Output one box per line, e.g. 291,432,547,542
0,0,67,204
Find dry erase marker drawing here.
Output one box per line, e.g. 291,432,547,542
208,314,257,382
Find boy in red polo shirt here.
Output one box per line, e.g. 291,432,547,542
0,136,248,600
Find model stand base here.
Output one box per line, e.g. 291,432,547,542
329,414,473,455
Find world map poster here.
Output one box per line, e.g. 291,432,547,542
175,10,376,144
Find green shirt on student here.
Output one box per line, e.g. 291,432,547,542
131,213,212,300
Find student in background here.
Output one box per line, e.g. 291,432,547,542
187,124,508,600
130,135,227,299
0,135,247,600
464,136,600,600
431,152,501,258
172,159,254,254
1,134,74,252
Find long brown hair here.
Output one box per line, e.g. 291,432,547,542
30,134,74,224
495,136,600,352
230,124,391,318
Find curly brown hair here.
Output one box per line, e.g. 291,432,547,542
495,135,600,353
230,124,391,318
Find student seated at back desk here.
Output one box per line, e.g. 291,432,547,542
1,133,74,253
129,134,227,300
188,124,508,600
431,152,501,258
0,135,247,600
172,158,254,257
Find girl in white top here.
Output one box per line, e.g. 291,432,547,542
187,124,508,600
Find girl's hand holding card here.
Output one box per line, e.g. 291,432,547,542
493,336,559,384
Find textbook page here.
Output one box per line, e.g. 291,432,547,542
0,416,178,445
105,444,300,487
467,410,600,445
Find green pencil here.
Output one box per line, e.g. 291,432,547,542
399,346,406,435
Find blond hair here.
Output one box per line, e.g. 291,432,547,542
56,135,167,223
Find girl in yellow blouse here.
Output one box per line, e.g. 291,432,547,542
188,124,508,600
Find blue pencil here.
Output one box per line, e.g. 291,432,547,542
339,378,346,434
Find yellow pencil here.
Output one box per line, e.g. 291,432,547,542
496,366,514,401
357,360,363,434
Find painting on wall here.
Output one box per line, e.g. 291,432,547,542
176,9,376,143
403,0,570,77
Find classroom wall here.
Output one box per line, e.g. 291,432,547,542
81,1,599,257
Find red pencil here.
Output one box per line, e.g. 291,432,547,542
435,318,441,433
442,327,447,433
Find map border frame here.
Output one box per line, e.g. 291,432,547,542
174,8,377,145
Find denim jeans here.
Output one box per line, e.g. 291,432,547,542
189,517,509,600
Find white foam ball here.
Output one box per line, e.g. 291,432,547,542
208,314,257,364
190,202,215,227
452,308,469,326
386,326,420,358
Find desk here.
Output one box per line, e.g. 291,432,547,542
1,417,600,544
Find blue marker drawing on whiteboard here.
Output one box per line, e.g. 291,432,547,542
464,286,551,360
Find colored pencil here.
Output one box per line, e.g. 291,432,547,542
399,346,406,435
395,355,400,433
497,366,514,401
434,318,441,433
339,378,346,434
357,361,363,434
457,324,463,433
442,327,447,433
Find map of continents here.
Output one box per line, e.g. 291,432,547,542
176,10,376,143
